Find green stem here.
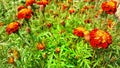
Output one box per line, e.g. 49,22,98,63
25,19,36,43
42,7,45,23
17,31,31,46
103,14,108,30
57,54,60,67
92,49,96,60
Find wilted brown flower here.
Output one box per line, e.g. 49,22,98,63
84,18,92,23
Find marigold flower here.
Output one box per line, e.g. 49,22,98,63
25,0,36,6
37,0,48,7
101,1,117,14
73,27,87,37
13,50,19,59
90,29,112,49
8,57,14,64
36,43,45,50
62,4,68,10
55,47,60,54
17,8,33,19
69,9,75,14
6,22,20,35
17,5,25,11
47,23,52,28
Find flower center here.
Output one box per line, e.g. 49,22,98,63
95,30,108,43
108,2,115,7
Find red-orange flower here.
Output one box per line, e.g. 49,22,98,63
25,0,36,6
69,8,75,14
17,5,25,11
62,4,68,10
36,43,45,50
8,57,14,64
6,22,20,35
17,8,33,19
55,47,60,54
73,27,87,37
101,1,117,14
90,29,112,49
37,0,48,7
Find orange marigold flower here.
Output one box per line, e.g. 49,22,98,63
36,43,45,50
101,1,117,14
73,27,87,37
69,8,75,14
17,8,33,20
13,50,19,59
90,29,112,49
55,47,60,54
8,57,14,64
17,5,25,11
62,4,68,10
6,22,20,35
37,0,48,7
47,23,52,28
25,0,36,6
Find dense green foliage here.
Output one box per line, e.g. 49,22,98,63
0,0,120,68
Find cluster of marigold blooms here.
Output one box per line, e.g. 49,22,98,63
6,0,49,35
73,0,118,49
5,0,118,64
8,49,19,64
6,0,49,64
101,0,117,14
6,0,117,50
